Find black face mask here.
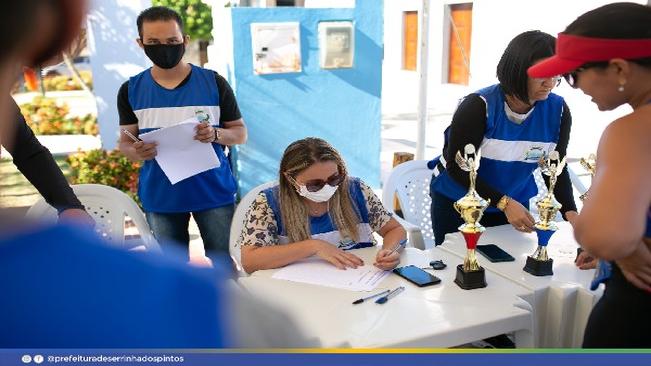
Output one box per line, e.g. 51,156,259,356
143,43,185,69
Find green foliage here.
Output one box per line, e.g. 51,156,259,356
43,71,93,92
152,0,213,41
19,96,98,135
67,149,141,204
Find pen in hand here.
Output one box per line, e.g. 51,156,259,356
122,129,141,143
375,286,405,304
352,289,391,305
386,238,407,256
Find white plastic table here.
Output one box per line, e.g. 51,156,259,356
438,222,603,347
237,246,535,348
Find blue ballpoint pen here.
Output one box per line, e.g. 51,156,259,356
352,289,391,305
375,286,405,304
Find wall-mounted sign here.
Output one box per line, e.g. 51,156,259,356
318,21,354,69
251,22,302,75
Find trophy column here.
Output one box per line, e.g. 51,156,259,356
523,151,566,276
579,153,596,201
453,144,489,290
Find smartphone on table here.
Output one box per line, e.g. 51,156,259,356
393,265,441,287
476,244,515,262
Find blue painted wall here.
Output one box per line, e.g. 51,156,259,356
230,0,383,195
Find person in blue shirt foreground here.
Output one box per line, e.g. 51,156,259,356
0,0,308,349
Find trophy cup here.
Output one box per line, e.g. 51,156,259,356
523,151,566,276
453,144,489,290
578,153,596,201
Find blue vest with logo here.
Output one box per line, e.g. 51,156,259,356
263,178,375,249
128,65,236,213
431,84,564,213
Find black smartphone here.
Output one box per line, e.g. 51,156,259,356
393,265,441,287
476,244,515,262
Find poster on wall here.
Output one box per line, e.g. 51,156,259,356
318,21,354,69
251,22,302,75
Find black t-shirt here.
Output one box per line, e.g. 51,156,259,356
441,93,577,218
5,100,84,211
117,70,242,125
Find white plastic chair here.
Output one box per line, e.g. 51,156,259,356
229,181,277,276
25,184,160,252
566,163,589,197
382,160,434,250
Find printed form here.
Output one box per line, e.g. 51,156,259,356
272,258,390,291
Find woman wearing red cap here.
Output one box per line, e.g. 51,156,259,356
528,2,651,348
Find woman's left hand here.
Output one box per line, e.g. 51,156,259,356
374,248,400,270
617,242,651,292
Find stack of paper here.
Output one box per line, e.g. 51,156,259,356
139,117,220,184
272,258,390,291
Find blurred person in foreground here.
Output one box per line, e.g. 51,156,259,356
0,0,309,348
528,2,651,348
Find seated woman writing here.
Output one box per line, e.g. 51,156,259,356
238,137,406,273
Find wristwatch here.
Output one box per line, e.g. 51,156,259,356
496,195,511,211
213,127,221,142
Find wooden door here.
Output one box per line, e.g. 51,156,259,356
403,11,418,71
448,3,473,84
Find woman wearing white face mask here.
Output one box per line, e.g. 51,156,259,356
239,137,406,273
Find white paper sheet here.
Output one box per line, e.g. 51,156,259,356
139,118,220,185
272,258,390,291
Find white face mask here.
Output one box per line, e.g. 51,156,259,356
297,183,338,203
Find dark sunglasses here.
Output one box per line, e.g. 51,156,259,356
563,62,610,88
563,67,585,88
301,173,345,192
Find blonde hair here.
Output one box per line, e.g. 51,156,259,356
279,137,360,243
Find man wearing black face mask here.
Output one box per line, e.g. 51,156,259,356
118,6,247,261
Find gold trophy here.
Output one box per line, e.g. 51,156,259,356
579,153,596,201
523,151,566,276
453,144,489,289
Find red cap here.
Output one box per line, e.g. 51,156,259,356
528,33,651,78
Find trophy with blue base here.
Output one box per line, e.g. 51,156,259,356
453,144,489,290
524,151,566,276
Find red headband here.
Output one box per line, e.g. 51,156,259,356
528,33,651,78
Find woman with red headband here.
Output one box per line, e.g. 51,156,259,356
528,2,651,348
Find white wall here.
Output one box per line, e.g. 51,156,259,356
87,0,151,150
383,0,647,158
382,0,472,116
382,0,421,115
204,7,236,87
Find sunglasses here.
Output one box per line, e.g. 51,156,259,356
293,172,345,192
563,67,585,88
563,62,610,88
